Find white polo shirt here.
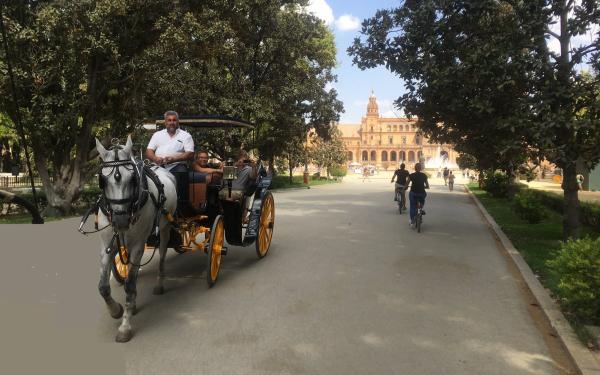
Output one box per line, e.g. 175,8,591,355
147,128,194,170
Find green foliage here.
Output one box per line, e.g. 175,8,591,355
525,189,600,232
349,0,600,238
482,172,510,198
518,164,538,182
513,190,547,224
309,127,347,178
548,237,600,325
329,164,347,178
456,153,477,171
0,0,343,214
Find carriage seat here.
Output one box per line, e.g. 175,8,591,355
188,171,209,212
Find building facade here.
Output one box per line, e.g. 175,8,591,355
337,92,458,171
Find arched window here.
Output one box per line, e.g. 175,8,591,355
386,125,391,131
399,151,406,161
408,151,415,162
393,125,397,131
347,151,353,161
362,151,368,161
370,150,376,161
381,151,388,161
415,134,421,145
390,151,397,161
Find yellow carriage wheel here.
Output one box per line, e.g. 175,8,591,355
256,192,274,259
207,215,224,288
111,246,129,284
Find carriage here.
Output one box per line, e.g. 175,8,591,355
94,116,275,288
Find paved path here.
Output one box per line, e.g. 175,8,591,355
0,178,573,374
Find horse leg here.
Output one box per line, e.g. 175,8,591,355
153,225,171,295
116,244,143,343
98,247,123,319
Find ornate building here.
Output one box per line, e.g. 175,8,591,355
337,92,458,170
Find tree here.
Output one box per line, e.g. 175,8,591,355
309,127,347,179
0,0,343,214
349,0,600,238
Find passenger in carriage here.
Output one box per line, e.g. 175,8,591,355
192,149,223,184
145,110,194,211
232,149,257,224
232,149,257,191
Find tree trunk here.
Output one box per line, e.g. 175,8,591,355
288,161,293,184
269,157,276,176
31,136,82,216
561,161,580,240
506,164,518,199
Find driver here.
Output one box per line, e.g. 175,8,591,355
146,110,194,211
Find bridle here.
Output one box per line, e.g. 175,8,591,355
98,145,144,227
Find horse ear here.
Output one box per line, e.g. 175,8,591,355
123,135,133,156
95,138,107,160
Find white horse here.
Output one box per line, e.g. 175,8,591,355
95,136,177,342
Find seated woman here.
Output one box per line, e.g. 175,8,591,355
191,149,223,184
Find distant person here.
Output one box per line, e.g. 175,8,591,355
577,174,584,191
443,167,449,186
362,166,369,182
448,171,455,191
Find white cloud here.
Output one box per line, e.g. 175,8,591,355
335,14,361,31
306,0,334,25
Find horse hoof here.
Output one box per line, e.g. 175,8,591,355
111,303,124,319
115,330,133,343
153,286,164,295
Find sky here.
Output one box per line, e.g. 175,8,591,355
306,0,406,124
305,0,599,125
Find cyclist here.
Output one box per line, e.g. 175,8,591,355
405,162,430,227
391,163,410,210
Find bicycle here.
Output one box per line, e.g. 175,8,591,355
395,186,407,214
414,201,424,233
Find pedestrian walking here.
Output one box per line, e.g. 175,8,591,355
448,171,455,191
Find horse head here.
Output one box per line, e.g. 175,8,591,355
96,136,139,230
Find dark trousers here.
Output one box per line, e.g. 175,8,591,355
170,164,189,212
409,191,426,222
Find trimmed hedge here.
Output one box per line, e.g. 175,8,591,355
527,189,600,231
548,237,600,325
482,172,510,198
513,190,547,224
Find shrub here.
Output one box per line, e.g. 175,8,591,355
482,172,510,198
329,164,347,178
513,190,547,223
548,237,600,325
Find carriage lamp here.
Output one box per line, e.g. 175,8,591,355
223,165,237,181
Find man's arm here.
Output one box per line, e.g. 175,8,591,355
164,151,194,164
425,177,430,189
146,148,164,165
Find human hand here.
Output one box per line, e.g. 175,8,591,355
155,156,165,165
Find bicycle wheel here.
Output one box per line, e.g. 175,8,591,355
416,211,422,233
